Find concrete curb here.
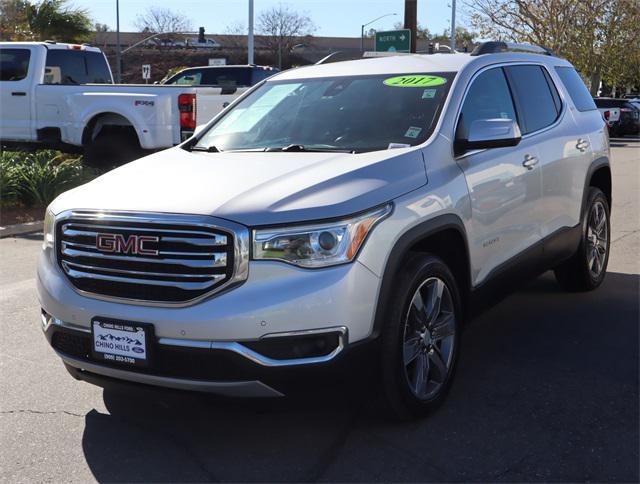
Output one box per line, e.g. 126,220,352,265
0,220,44,238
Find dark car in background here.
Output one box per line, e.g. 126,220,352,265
162,65,279,92
594,98,640,136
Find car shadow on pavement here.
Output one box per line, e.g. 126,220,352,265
80,271,639,483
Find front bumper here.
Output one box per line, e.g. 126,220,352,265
44,321,375,397
37,248,381,394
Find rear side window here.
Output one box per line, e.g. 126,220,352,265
457,67,517,140
45,50,86,84
202,67,251,87
250,68,278,85
0,48,31,81
555,67,597,112
85,51,112,83
505,65,560,134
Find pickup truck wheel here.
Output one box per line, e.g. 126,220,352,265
380,254,462,420
84,129,144,168
554,187,610,291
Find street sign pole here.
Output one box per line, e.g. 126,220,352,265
450,0,457,51
115,0,121,83
248,0,254,65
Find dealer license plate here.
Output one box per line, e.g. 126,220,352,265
91,319,152,367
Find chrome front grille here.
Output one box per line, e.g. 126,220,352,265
56,211,249,305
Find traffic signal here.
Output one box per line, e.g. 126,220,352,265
198,27,205,43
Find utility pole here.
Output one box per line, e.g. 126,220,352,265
115,0,121,83
404,0,417,53
450,0,457,51
248,0,254,65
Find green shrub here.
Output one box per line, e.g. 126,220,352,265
0,150,91,207
0,152,20,202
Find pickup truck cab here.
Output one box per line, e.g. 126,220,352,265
38,42,612,419
0,42,234,165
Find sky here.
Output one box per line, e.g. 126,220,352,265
71,0,461,38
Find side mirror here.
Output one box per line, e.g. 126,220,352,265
455,118,521,155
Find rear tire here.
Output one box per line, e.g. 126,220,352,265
554,187,610,291
84,128,144,169
379,254,462,420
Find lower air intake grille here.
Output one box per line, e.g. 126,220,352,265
56,211,248,304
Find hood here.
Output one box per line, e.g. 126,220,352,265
52,147,427,226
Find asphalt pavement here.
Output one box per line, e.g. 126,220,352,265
1,140,638,483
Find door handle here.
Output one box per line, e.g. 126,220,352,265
522,154,539,170
576,138,589,151
11,92,26,96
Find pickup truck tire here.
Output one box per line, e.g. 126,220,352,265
554,187,610,291
84,128,144,168
380,253,462,420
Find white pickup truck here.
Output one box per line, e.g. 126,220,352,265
0,42,243,165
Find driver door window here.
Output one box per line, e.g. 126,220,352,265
457,67,518,141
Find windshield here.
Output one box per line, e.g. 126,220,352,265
194,72,456,153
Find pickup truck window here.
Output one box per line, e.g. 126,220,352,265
0,48,30,81
85,51,112,83
195,72,456,153
44,50,112,85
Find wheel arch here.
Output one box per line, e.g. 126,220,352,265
587,159,612,207
370,214,471,340
81,112,139,147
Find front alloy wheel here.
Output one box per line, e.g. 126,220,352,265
403,277,456,400
380,254,462,419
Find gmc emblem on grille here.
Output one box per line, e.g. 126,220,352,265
96,234,159,256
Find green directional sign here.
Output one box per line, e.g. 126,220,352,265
375,29,411,53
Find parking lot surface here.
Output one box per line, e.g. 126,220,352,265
1,140,638,483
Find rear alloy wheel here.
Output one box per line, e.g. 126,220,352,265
554,187,610,291
380,254,462,420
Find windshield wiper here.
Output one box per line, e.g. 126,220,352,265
189,145,220,153
273,144,354,153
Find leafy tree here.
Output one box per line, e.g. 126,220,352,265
0,0,92,43
256,4,316,68
465,0,640,93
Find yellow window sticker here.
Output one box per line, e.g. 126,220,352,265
384,75,447,87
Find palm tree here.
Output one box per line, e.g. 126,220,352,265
0,0,92,43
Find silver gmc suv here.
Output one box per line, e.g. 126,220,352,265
38,42,611,419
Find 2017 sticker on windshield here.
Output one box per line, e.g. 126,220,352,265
383,75,447,87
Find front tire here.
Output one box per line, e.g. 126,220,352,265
380,254,462,420
554,187,610,291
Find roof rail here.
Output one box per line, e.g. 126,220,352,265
470,41,555,57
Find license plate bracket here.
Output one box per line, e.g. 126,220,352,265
91,318,154,368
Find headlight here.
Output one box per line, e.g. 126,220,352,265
253,204,392,268
42,207,55,250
